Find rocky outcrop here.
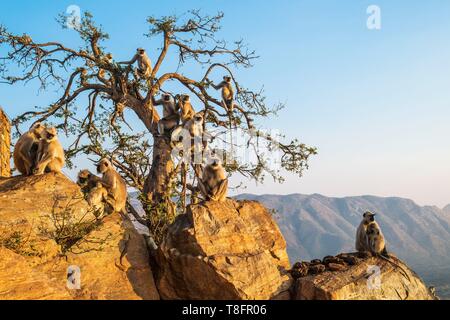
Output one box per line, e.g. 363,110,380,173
1,172,434,300
292,253,434,300
155,199,292,300
0,173,159,300
0,107,10,177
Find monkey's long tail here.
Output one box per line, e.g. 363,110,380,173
378,254,411,282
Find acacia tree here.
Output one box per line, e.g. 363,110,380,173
0,11,316,243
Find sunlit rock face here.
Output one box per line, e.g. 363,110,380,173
292,253,434,300
155,199,292,300
0,173,159,300
0,107,10,177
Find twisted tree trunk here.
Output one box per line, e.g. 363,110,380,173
143,136,174,202
132,101,177,243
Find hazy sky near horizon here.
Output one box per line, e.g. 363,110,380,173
1,0,450,207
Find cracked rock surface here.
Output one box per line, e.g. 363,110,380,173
155,199,292,300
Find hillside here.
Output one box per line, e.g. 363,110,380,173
236,193,450,299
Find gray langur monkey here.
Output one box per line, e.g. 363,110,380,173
104,53,113,64
18,34,32,45
170,112,205,159
155,93,177,118
96,158,128,213
366,222,387,256
97,68,112,85
87,181,109,217
119,48,152,79
34,127,65,175
13,122,46,176
365,218,411,281
171,112,204,143
185,113,204,138
154,93,180,135
196,159,228,202
177,94,196,124
355,211,377,252
80,68,89,87
210,76,235,112
77,169,102,194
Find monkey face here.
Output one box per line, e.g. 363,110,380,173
194,114,203,123
77,170,91,184
78,177,87,184
43,127,57,141
210,159,221,169
138,48,145,55
366,224,380,236
223,76,231,82
31,122,45,136
97,159,111,174
163,94,171,101
182,95,190,102
363,211,376,223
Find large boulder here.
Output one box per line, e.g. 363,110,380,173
155,199,292,300
0,173,159,300
293,253,434,300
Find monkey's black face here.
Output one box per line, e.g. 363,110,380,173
182,95,189,102
164,95,171,101
194,115,203,122
211,160,220,168
78,177,87,184
139,49,145,55
47,133,55,139
367,225,379,235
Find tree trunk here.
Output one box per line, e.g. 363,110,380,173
131,100,176,244
143,135,177,243
143,136,174,201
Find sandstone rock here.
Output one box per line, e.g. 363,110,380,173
155,199,292,300
0,107,10,177
0,173,159,300
337,253,360,265
294,254,433,300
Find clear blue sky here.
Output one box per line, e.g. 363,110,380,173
1,0,450,207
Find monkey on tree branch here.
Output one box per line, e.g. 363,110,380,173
0,10,317,244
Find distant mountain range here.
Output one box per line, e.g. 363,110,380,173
235,193,450,299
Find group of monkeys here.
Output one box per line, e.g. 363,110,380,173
12,122,128,216
153,90,230,203
355,211,411,278
11,47,234,216
12,120,228,218
13,123,65,176
356,211,387,255
115,47,235,116
115,48,235,133
76,160,128,216
122,47,234,97
155,75,235,138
